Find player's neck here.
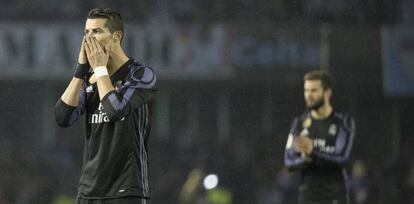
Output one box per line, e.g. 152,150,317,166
311,103,333,120
107,48,129,75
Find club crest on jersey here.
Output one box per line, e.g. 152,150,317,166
302,117,312,129
328,124,338,136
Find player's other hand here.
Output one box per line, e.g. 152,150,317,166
78,36,88,64
293,136,313,155
84,36,109,69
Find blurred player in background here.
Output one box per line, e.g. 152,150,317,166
54,8,156,204
284,70,355,204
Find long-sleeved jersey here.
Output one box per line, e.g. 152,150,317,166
284,110,355,203
54,59,156,199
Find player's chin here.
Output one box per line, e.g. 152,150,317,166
306,103,315,109
307,105,320,111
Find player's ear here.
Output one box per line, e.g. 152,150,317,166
325,88,332,98
112,31,122,43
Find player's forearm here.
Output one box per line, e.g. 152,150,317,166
285,133,307,170
284,148,309,171
97,66,156,121
96,75,115,100
61,77,84,107
101,89,150,121
55,78,85,127
311,139,353,165
312,127,355,165
311,151,348,165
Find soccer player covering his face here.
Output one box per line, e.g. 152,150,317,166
54,8,156,204
284,70,355,204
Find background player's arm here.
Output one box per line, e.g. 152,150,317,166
310,115,355,165
284,118,310,171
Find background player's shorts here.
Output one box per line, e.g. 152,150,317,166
77,196,149,204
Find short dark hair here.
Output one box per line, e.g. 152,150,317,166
304,70,333,90
87,8,123,36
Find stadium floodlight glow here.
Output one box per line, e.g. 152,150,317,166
203,174,219,190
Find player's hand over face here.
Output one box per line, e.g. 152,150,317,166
78,37,88,64
84,36,110,69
